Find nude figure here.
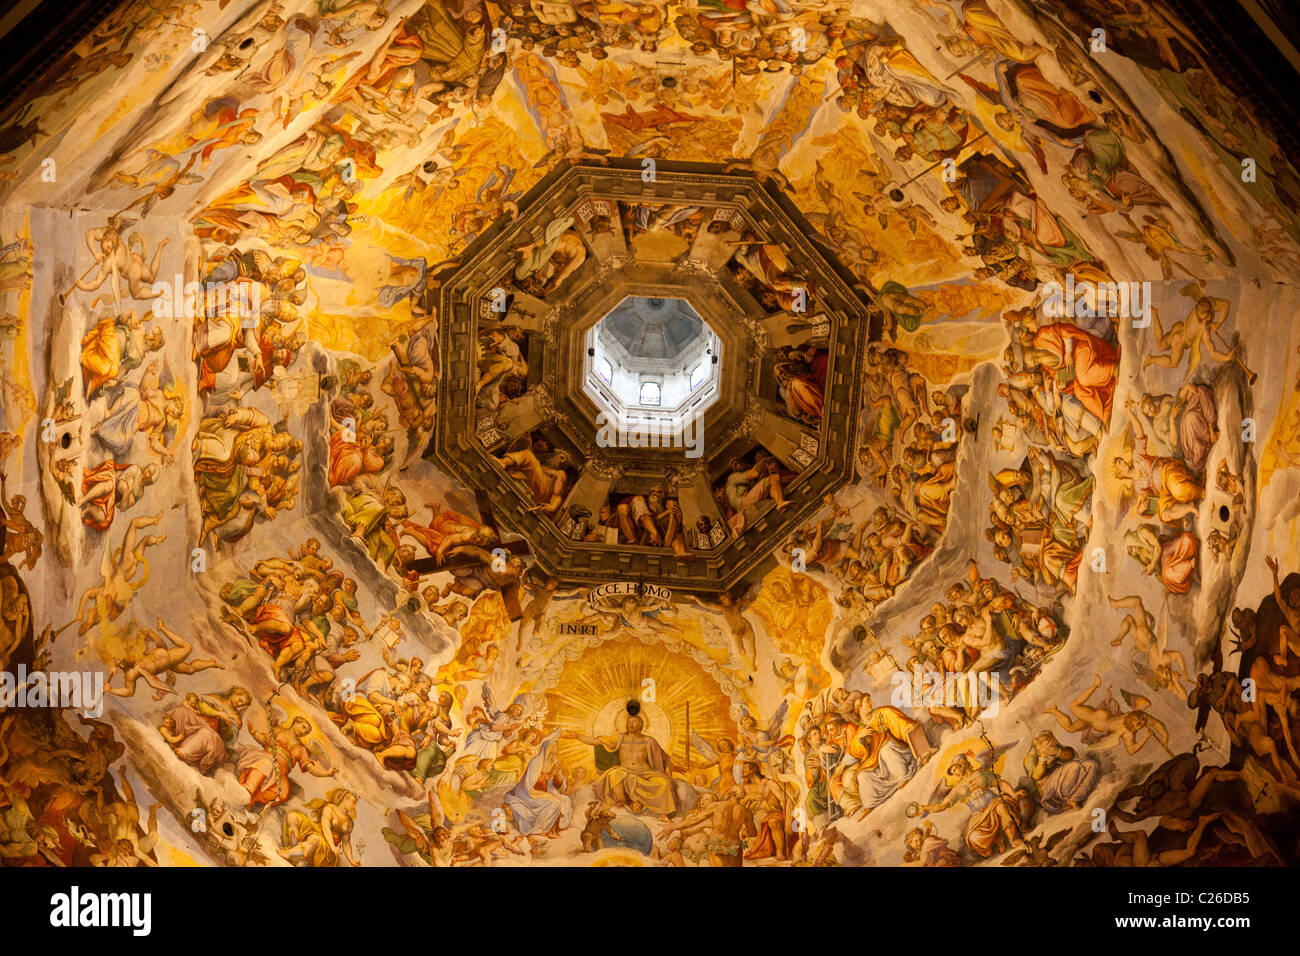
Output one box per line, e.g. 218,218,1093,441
715,592,757,668
72,512,167,637
60,220,168,310
661,787,756,868
1109,593,1190,699
1265,556,1300,668
953,604,1006,674
0,471,42,570
687,590,758,668
1110,594,1157,651
0,577,30,663
106,617,224,700
1142,287,1252,384
1098,812,1221,867
1200,672,1300,784
1244,655,1300,772
91,771,161,862
517,575,560,651
61,218,129,307
1046,673,1173,756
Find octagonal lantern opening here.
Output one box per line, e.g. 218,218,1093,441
582,295,721,438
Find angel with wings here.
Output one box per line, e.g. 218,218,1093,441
573,590,682,639
913,747,1030,860
736,701,794,778
772,656,816,700
463,684,528,760
683,584,756,667
383,790,456,867
689,732,739,792
1046,673,1174,757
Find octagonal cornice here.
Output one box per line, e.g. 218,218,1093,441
428,159,877,593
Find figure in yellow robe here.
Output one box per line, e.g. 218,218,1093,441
340,694,392,749
833,700,926,816
959,0,1044,64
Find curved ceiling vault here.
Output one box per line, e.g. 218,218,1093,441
0,0,1299,878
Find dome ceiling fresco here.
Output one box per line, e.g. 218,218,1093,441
599,296,705,362
0,0,1299,875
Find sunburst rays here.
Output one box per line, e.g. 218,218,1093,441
542,637,736,777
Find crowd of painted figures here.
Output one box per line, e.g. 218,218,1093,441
0,0,1297,867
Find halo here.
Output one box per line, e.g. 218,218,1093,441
593,697,670,741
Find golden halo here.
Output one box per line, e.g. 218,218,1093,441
593,697,671,743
